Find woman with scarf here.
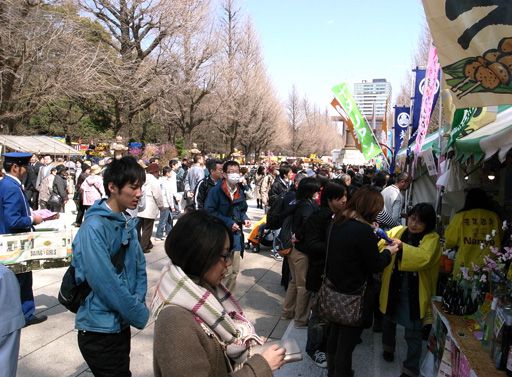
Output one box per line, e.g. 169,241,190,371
152,211,285,377
379,203,440,377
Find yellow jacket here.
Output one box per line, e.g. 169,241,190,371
379,226,441,320
444,209,501,276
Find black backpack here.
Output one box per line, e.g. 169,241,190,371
58,243,128,313
266,193,287,230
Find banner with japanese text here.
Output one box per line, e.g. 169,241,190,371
391,106,410,173
407,69,440,156
332,83,381,161
414,45,441,160
422,1,512,108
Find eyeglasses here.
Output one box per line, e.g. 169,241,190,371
219,250,234,263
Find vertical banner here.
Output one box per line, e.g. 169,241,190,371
422,1,512,108
447,107,477,148
391,106,410,173
332,83,382,161
407,68,440,156
330,97,362,151
414,45,441,161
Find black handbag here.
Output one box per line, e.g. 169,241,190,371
317,223,367,327
47,193,62,207
58,243,128,313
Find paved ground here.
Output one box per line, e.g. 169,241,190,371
16,200,412,377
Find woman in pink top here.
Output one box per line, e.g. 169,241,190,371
80,165,105,211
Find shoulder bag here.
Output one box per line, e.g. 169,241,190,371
317,222,367,327
58,242,129,313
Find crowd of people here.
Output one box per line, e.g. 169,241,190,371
0,150,504,377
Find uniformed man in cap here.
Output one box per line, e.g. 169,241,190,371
0,152,46,326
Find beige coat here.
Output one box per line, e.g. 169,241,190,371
154,305,273,377
138,173,163,219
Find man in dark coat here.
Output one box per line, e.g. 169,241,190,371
0,152,46,326
205,160,250,291
23,154,42,210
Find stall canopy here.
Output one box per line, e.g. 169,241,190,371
0,136,82,156
397,129,442,158
454,106,512,162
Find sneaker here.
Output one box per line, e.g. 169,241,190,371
24,314,48,327
271,252,283,261
312,350,327,368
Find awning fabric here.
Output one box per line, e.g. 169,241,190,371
454,106,512,162
397,130,442,158
0,136,82,156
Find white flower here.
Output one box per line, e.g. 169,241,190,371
492,229,497,237
480,274,487,283
480,243,485,250
486,234,492,242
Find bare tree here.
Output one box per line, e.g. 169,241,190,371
79,0,186,136
0,1,107,134
287,85,305,156
159,0,219,146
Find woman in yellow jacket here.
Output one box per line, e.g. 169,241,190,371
379,203,440,377
444,188,501,276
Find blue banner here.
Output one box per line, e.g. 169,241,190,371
407,69,440,156
391,106,410,173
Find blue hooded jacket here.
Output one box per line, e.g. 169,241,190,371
72,199,149,333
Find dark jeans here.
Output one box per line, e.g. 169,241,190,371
382,315,423,377
16,272,35,320
136,217,154,252
155,208,173,239
306,293,329,355
75,201,90,225
327,324,363,377
78,327,131,377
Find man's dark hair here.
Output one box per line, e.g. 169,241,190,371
103,156,146,197
165,211,233,281
296,177,320,201
169,159,179,168
278,165,291,178
407,203,436,234
373,171,388,189
222,160,240,173
206,158,223,173
149,157,159,164
321,181,347,207
162,166,171,175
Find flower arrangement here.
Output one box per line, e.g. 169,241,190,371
461,221,512,301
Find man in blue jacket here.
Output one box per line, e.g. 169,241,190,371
0,152,45,326
72,156,149,377
205,160,250,291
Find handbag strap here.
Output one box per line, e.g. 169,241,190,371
322,222,334,282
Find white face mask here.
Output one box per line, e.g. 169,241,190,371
227,173,240,185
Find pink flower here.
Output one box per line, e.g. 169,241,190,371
471,262,481,272
490,246,501,255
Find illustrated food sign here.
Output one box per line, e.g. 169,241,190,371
0,231,72,265
422,0,512,108
332,83,381,161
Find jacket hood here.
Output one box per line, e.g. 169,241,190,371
84,198,137,232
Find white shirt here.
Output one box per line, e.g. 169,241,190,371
381,185,403,223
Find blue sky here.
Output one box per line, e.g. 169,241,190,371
241,0,427,111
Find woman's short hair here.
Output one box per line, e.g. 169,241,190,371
296,177,320,201
335,185,383,224
407,203,436,234
461,188,493,212
320,181,347,207
165,211,233,281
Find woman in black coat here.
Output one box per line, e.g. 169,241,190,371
303,181,347,367
50,165,69,213
326,186,398,377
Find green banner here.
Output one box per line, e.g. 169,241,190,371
332,83,381,161
447,107,477,149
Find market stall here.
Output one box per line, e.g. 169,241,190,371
0,135,82,156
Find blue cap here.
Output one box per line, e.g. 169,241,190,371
2,152,33,166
